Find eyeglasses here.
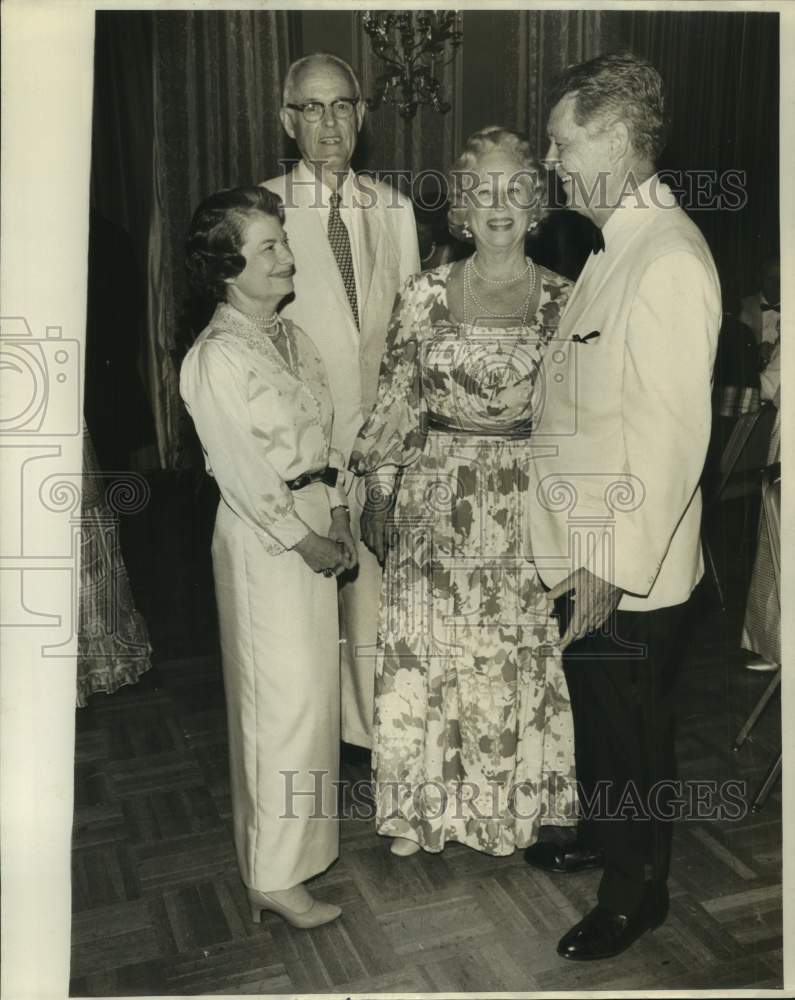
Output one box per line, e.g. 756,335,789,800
285,97,360,123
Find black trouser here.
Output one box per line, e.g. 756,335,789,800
555,596,688,916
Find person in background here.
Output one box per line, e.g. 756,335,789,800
702,282,760,495
525,53,721,960
741,279,781,674
180,186,356,929
261,53,420,753
713,283,761,420
739,254,780,368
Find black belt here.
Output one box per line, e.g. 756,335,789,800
286,467,339,491
426,415,533,439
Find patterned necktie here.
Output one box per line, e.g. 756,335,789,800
327,192,359,329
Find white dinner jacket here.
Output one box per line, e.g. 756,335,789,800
262,165,420,461
528,178,721,612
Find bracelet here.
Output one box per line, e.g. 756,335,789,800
330,504,350,514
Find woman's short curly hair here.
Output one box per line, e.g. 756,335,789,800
185,186,285,302
447,126,546,242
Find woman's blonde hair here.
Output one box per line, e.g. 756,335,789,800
447,126,546,241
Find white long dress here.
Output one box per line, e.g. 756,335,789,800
180,302,344,892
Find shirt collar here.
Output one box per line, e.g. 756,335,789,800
296,159,355,207
600,174,676,250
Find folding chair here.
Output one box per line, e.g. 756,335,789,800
703,403,775,610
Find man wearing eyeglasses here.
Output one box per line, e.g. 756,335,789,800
262,53,420,752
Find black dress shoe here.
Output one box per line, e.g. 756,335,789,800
557,888,669,961
523,840,605,873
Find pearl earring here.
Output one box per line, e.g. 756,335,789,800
462,223,473,239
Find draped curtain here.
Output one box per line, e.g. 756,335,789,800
91,13,153,275
454,9,609,277
502,9,607,154
602,10,779,296
89,14,158,470
149,10,292,467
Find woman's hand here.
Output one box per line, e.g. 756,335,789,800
294,530,347,577
360,506,389,564
328,507,358,571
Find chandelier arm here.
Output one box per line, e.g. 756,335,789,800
361,8,463,119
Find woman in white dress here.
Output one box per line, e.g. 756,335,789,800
180,186,356,928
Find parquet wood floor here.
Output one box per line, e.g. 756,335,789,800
70,498,784,995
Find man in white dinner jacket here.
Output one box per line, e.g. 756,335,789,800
262,53,420,750
524,52,721,961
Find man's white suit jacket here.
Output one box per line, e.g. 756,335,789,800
528,178,721,612
262,165,420,462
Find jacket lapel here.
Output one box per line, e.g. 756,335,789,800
353,177,382,321
559,217,651,341
290,167,358,324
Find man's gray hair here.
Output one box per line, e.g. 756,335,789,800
282,53,362,106
549,51,669,163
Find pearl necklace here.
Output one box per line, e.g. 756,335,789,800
247,310,281,332
471,252,531,286
234,305,296,373
463,255,537,326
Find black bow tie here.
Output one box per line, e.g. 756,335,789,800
761,301,779,312
590,227,606,254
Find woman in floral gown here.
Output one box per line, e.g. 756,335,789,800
350,128,577,857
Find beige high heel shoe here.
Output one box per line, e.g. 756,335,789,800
247,886,342,929
390,836,421,857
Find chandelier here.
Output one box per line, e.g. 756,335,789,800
361,11,463,120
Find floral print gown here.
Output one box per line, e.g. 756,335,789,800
77,425,152,708
350,262,578,855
